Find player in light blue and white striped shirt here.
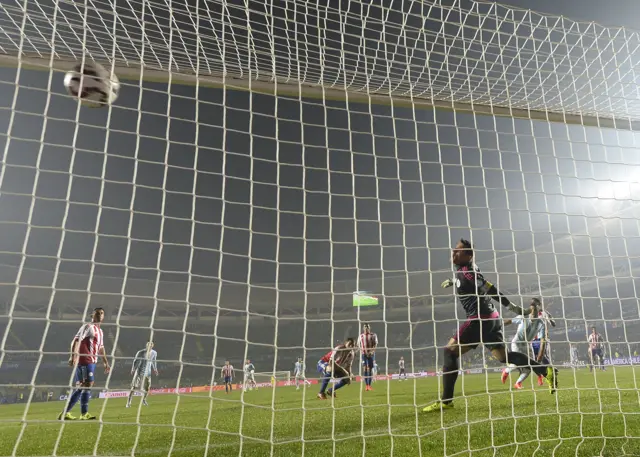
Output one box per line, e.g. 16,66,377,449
243,360,257,391
294,358,306,390
127,342,158,407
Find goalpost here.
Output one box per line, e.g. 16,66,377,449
251,371,291,387
1,0,640,456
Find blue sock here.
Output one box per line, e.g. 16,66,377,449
80,390,90,415
319,375,330,394
66,389,82,412
334,379,348,391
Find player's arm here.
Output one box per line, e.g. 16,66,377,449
69,324,90,366
482,278,530,315
100,345,110,373
69,337,80,366
132,350,140,374
152,352,158,375
535,325,549,363
348,352,356,379
546,312,557,327
327,347,342,373
536,339,547,362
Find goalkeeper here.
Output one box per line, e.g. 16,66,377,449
126,342,158,408
424,239,557,413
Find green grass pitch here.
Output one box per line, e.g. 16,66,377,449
2,368,640,457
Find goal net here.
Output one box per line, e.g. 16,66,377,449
1,0,640,456
251,371,291,387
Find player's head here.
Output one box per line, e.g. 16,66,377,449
363,323,371,334
146,341,154,350
246,359,250,364
529,297,542,316
452,239,473,266
92,307,105,323
400,356,404,360
225,360,229,365
591,326,597,334
344,337,355,348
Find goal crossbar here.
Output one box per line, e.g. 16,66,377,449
1,54,638,131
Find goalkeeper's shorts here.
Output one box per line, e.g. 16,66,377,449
453,312,504,351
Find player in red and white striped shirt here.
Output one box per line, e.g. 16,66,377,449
358,324,379,391
221,361,234,393
588,327,605,372
59,307,110,421
317,338,355,399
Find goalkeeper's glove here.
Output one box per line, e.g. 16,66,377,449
441,279,454,289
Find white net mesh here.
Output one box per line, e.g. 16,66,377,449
1,0,640,456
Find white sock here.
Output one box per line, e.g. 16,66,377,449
516,369,531,384
505,364,518,374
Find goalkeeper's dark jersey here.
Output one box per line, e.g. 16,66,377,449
455,263,496,318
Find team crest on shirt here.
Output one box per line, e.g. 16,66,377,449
89,372,93,376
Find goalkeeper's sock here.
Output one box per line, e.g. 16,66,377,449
80,390,90,415
66,389,82,412
516,369,531,384
506,351,547,377
319,375,331,394
441,347,459,405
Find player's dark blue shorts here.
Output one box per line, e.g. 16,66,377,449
74,363,96,385
361,354,375,370
531,340,549,364
224,376,232,384
317,360,329,375
591,348,603,358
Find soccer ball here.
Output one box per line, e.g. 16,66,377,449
63,61,120,108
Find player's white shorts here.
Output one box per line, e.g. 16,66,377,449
510,340,529,356
243,373,255,383
131,372,151,391
294,372,305,379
